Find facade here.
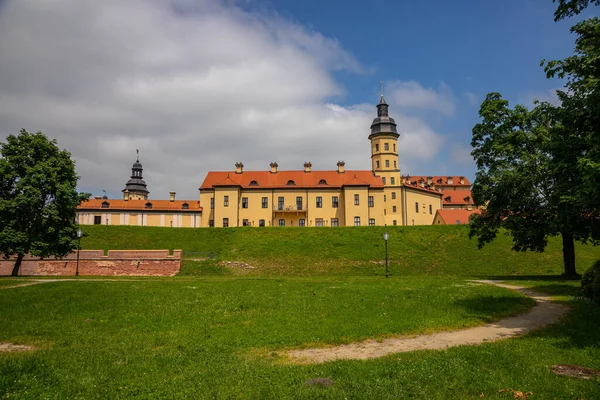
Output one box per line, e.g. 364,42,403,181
199,95,449,227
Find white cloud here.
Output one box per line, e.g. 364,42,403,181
0,0,446,199
463,92,479,107
520,88,561,108
386,80,456,116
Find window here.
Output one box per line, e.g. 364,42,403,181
384,194,387,202
369,218,375,226
278,197,284,210
145,202,152,209
224,196,229,207
315,218,323,227
384,143,389,151
354,216,361,226
382,177,386,185
182,202,189,210
394,160,397,168
375,143,379,151
368,196,374,207
316,196,322,208
376,160,380,168
299,219,305,227
94,216,101,225
242,219,249,226
384,209,387,215
391,192,396,199
318,179,327,185
391,177,395,185
415,202,419,213
429,204,433,215
242,197,248,208
262,197,268,209
101,201,109,209
332,196,339,208
393,220,397,226
392,206,397,213
354,194,359,205
210,197,214,209
248,180,259,186
259,219,265,227
279,219,285,226
209,219,214,227
385,160,390,167
223,218,229,227
331,218,339,227
296,196,303,210
286,180,296,186
393,144,396,152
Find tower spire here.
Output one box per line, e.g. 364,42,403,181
380,80,384,100
136,149,139,162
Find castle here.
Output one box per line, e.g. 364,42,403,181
77,95,477,227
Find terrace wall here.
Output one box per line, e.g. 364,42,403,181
0,250,181,277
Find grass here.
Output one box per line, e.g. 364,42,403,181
1,225,599,398
80,225,600,277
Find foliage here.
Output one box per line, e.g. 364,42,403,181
468,93,598,276
581,260,600,301
553,0,600,21
79,225,600,277
0,129,89,275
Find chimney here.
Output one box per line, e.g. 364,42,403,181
427,176,433,185
447,176,453,185
304,162,312,173
123,190,129,201
459,176,465,185
270,162,278,173
170,191,176,202
235,162,244,174
337,161,345,173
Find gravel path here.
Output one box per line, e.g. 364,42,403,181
285,280,568,364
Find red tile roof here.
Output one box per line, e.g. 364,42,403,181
441,189,474,205
78,199,202,212
435,209,481,225
200,170,385,189
406,175,471,187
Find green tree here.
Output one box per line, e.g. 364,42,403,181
553,0,600,21
0,130,89,276
469,93,598,277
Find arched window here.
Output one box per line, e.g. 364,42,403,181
318,179,327,185
286,180,296,186
145,202,153,209
101,201,109,209
182,202,189,209
248,180,259,186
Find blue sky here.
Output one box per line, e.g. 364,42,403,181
0,0,596,198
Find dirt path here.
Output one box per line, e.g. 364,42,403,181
285,280,569,364
0,278,149,290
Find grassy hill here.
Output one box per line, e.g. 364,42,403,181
80,225,600,277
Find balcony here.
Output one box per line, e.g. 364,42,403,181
273,205,306,212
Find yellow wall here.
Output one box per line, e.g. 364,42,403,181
77,211,201,228
403,189,442,226
433,212,445,225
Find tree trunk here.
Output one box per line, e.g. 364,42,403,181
561,232,577,277
11,253,23,277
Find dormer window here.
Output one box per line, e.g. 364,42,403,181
248,180,259,186
444,196,451,202
318,179,327,185
145,202,152,209
437,178,443,184
286,180,296,186
463,196,471,203
101,201,109,209
182,202,189,210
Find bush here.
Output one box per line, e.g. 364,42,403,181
581,260,600,302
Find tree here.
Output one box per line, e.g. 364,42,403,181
469,93,599,277
0,130,89,276
553,0,600,21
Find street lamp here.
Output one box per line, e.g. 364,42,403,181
383,232,389,278
76,228,82,276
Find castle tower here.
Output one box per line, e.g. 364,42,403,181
369,93,400,187
122,150,149,200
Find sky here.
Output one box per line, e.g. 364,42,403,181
0,0,596,200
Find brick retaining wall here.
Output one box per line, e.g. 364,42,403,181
0,250,181,277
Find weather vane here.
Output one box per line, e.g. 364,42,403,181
380,80,384,98
136,149,139,162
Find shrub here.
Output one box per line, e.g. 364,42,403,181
581,260,600,302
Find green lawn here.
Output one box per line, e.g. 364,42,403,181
1,225,599,398
80,225,600,277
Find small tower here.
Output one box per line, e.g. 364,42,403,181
369,85,400,187
122,150,149,200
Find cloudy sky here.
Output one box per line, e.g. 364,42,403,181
0,0,592,199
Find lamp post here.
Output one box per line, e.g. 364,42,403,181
383,232,389,278
76,228,82,276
